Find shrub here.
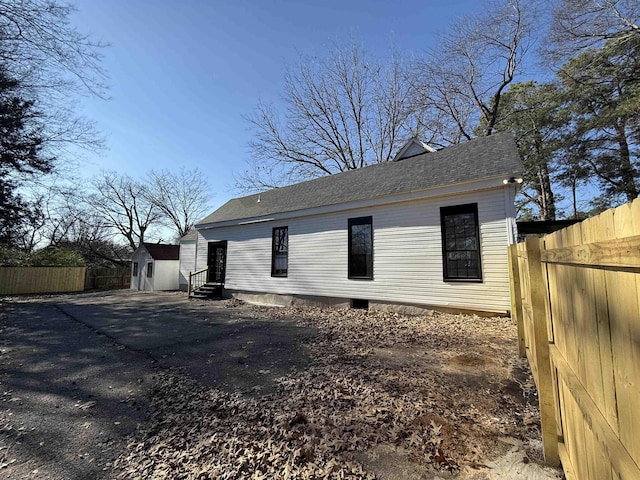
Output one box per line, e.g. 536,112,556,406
0,246,85,267
29,247,86,267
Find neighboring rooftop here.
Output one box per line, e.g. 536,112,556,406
179,230,197,242
143,243,180,260
197,132,522,226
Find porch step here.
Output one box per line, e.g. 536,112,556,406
190,282,223,299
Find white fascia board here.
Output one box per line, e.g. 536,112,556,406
196,175,514,231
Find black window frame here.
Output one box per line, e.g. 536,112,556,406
440,203,483,282
271,226,288,277
348,216,373,280
147,261,153,278
132,262,138,276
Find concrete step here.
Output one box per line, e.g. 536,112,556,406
198,286,217,292
190,283,223,299
191,292,209,299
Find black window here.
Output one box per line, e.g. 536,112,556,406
271,226,288,277
348,216,373,279
147,262,153,278
440,203,482,281
132,262,138,276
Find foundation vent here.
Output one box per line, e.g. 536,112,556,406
351,299,369,310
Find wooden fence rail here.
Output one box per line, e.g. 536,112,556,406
508,198,640,479
0,267,86,295
85,266,131,290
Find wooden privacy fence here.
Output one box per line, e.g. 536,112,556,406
85,266,131,290
0,267,86,295
508,198,640,480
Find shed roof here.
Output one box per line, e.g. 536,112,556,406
144,243,180,260
197,132,521,226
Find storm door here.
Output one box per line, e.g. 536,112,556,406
207,241,227,284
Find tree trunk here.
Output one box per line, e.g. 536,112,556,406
616,122,638,202
571,175,578,219
538,160,557,220
534,136,557,221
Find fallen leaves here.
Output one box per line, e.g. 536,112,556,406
75,400,96,410
114,304,542,479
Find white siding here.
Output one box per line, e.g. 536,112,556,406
153,260,180,290
131,246,180,291
179,241,196,287
131,247,153,291
195,188,513,313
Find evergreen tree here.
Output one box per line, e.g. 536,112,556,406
558,37,639,206
0,69,51,245
491,81,569,219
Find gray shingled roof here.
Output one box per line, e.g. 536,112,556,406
197,133,522,226
179,230,197,242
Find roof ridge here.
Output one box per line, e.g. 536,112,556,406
197,133,521,226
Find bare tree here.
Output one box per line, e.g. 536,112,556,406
544,1,639,209
87,172,160,251
43,200,131,266
52,214,131,266
412,0,536,144
547,0,639,60
145,167,212,238
0,0,107,248
238,42,422,191
0,0,107,155
0,0,107,93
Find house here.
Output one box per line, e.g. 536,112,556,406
178,231,197,291
130,243,180,291
187,133,523,314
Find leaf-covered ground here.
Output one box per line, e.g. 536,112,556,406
114,304,562,479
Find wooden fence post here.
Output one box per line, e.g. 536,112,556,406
508,244,526,357
525,236,560,466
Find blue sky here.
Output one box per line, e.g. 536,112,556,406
72,0,492,212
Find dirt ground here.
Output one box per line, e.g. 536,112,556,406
0,292,564,479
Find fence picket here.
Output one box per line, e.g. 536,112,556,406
508,198,640,479
0,267,86,295
608,202,640,465
525,237,560,465
508,244,526,357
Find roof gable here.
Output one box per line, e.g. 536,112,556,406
143,243,180,260
197,133,522,227
392,137,436,161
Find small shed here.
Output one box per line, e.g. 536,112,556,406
130,243,180,291
178,231,197,291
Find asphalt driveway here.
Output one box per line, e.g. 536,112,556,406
56,291,317,392
0,290,317,480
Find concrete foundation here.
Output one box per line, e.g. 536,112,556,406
226,290,507,317
229,290,349,309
